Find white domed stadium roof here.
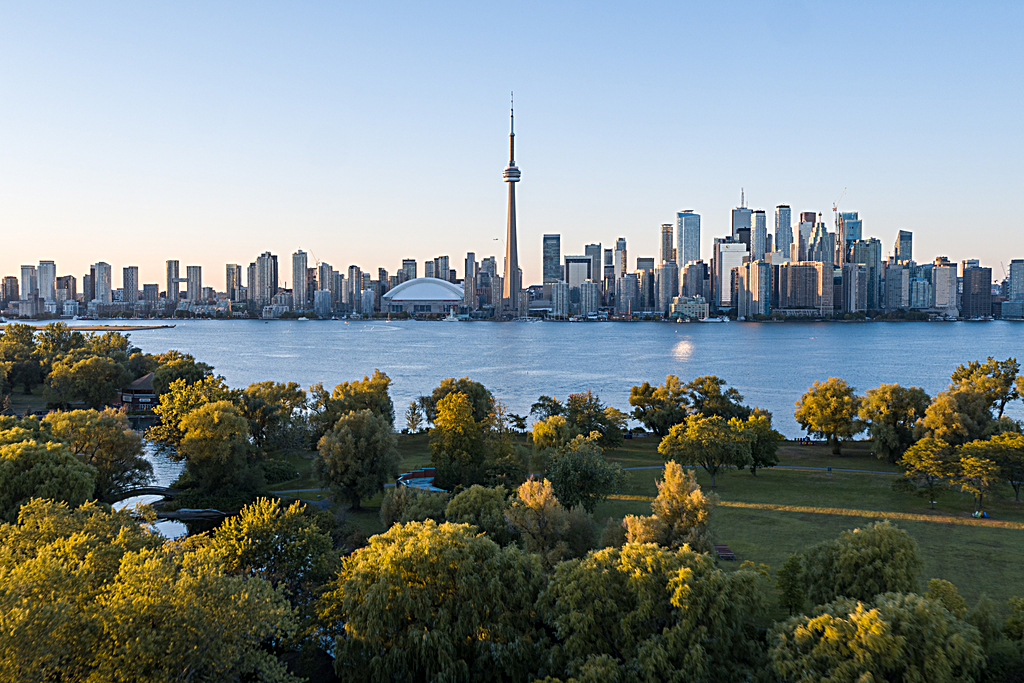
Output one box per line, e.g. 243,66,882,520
382,277,464,303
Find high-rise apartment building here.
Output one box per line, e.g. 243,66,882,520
737,261,771,318
142,284,159,303
424,261,435,279
542,235,561,284
292,250,308,309
2,276,20,304
681,261,708,299
751,210,767,261
659,224,673,264
677,210,700,265
849,238,882,310
20,265,37,300
894,230,913,263
841,263,868,314
580,281,601,315
712,237,748,310
774,206,792,257
38,261,56,302
255,252,278,306
932,257,958,313
1006,259,1024,301
122,266,139,303
961,265,992,318
185,266,202,302
774,262,833,315
464,252,477,309
434,256,450,283
166,261,180,303
655,261,679,314
226,264,242,301
614,238,627,279
55,275,76,302
401,259,417,282
93,263,112,305
347,265,362,309
551,281,570,318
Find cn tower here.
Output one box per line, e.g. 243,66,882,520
502,93,521,312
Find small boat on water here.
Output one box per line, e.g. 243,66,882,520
700,316,728,323
443,311,458,321
297,316,309,321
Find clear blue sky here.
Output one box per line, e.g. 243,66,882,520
2,1,1022,290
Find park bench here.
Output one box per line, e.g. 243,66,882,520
714,544,736,561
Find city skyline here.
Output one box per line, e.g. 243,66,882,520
2,3,1023,286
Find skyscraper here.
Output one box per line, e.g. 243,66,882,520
849,239,882,310
774,206,792,257
186,266,202,302
256,252,278,306
932,257,958,313
614,238,627,279
501,96,521,311
712,238,748,310
895,230,913,263
122,266,139,303
677,210,700,265
434,256,450,283
542,235,561,284
1008,259,1024,301
226,264,241,301
292,250,308,309
962,265,992,318
464,252,477,309
401,259,417,282
166,260,180,304
20,265,37,300
660,224,673,264
584,244,602,283
93,262,112,305
751,210,767,261
731,191,752,239
38,261,56,302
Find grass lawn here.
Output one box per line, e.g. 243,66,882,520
6,386,52,415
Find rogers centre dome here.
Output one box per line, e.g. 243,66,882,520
381,277,464,314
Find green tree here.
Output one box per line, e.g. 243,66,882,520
802,520,923,604
430,391,485,489
504,478,596,568
427,376,494,423
404,400,423,433
629,375,690,437
683,374,751,420
35,322,86,376
44,408,152,502
924,578,968,618
769,592,985,683
315,409,399,510
532,414,574,452
177,400,255,496
319,520,544,683
901,437,958,508
776,554,805,615
622,461,718,552
658,414,751,486
951,356,1021,418
309,369,395,439
959,432,1024,501
241,380,307,450
445,484,516,545
546,433,626,513
47,354,131,409
0,440,97,522
858,383,931,463
530,394,565,419
916,386,999,446
147,375,236,447
794,377,863,455
565,390,623,449
955,450,1000,513
0,323,41,393
537,543,771,683
379,486,449,527
151,349,214,395
731,408,783,475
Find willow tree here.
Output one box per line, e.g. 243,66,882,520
794,377,862,455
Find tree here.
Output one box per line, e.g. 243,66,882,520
955,450,1000,513
776,554,805,615
769,593,985,683
0,323,41,393
0,440,97,522
428,376,494,423
622,461,718,552
924,578,967,618
315,409,399,510
530,394,564,419
802,520,923,604
565,390,623,449
445,484,516,545
794,377,863,455
683,375,751,420
508,413,528,432
241,380,307,450
546,433,625,513
404,400,423,432
430,391,485,489
177,400,254,495
901,437,958,508
658,414,751,487
35,322,86,376
532,414,574,452
858,383,931,463
629,374,690,437
47,354,131,409
916,387,996,446
309,369,395,440
44,408,152,502
959,432,1024,501
319,520,544,683
537,543,771,683
731,409,783,475
379,486,449,528
151,349,213,395
504,478,596,568
147,375,236,447
951,356,1021,418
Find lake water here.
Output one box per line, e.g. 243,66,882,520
113,443,187,538
64,318,1024,438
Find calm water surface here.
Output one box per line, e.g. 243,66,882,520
72,319,1024,438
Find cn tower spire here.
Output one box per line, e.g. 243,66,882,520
502,92,521,314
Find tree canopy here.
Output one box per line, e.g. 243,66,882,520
623,461,717,553
546,433,625,513
315,409,399,510
0,440,97,522
564,390,623,449
430,391,486,489
629,374,689,437
794,378,863,454
858,383,931,463
658,414,751,486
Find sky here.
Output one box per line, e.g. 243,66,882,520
2,1,1023,291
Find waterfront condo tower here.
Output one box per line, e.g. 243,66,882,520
502,95,521,312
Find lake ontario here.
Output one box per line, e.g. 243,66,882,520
74,318,1024,438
